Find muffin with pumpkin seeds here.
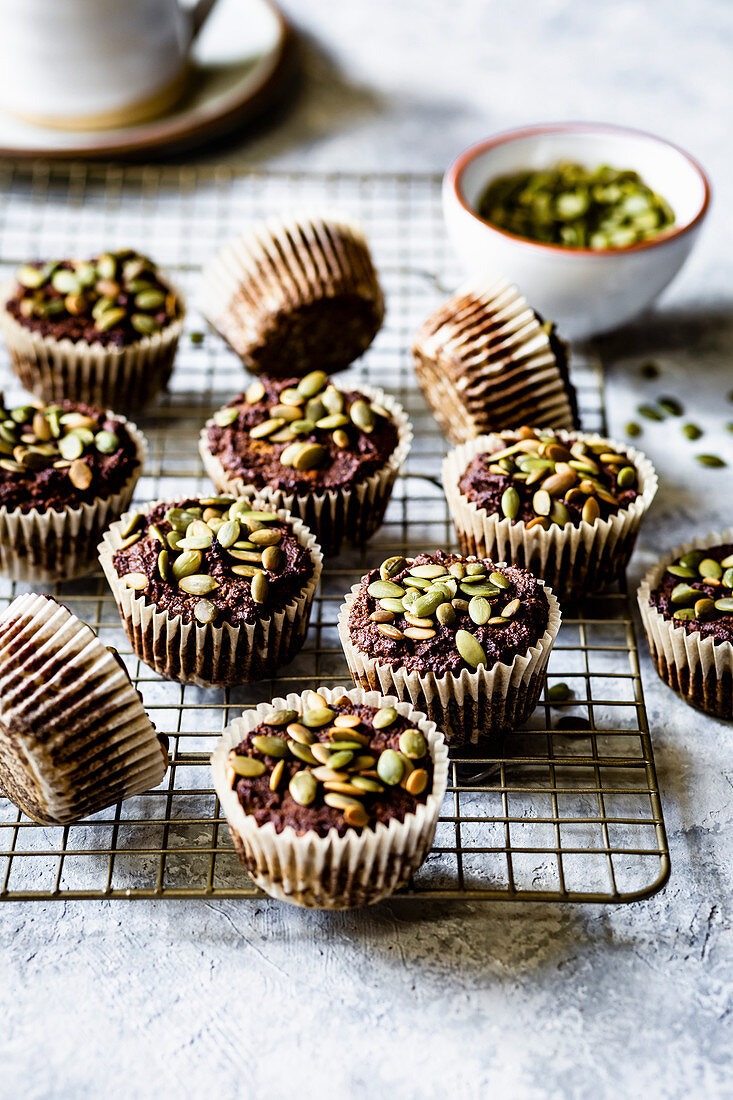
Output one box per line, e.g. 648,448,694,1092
638,530,733,719
0,396,145,583
0,249,184,410
211,685,449,908
338,550,561,746
443,427,658,603
99,495,322,688
200,369,411,556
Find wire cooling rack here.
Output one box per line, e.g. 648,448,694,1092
0,163,669,903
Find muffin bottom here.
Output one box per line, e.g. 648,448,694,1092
651,651,732,721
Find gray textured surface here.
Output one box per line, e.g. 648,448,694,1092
1,1,732,1097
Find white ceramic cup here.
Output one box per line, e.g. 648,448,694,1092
0,0,218,130
442,123,711,340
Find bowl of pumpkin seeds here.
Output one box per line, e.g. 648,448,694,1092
443,122,710,339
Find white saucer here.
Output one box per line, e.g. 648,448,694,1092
0,0,294,160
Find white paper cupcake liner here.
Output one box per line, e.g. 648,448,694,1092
200,211,384,377
0,278,185,411
211,685,449,908
337,576,562,746
99,501,323,688
0,413,146,585
413,275,578,445
638,528,733,719
199,384,412,556
0,593,167,825
443,430,658,603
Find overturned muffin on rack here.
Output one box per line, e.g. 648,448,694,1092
413,275,579,444
200,212,385,378
0,593,168,825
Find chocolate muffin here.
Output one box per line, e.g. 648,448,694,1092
200,370,412,555
99,496,322,688
413,276,579,445
0,397,145,583
443,427,658,603
639,532,733,719
201,213,384,379
211,686,449,908
338,550,561,745
0,249,184,409
0,593,168,825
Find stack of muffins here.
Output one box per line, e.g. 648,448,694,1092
0,207,719,910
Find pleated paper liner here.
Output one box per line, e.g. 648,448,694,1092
0,414,146,584
211,685,449,908
638,528,733,720
337,576,562,747
443,430,658,603
199,384,412,556
413,276,578,445
200,212,385,378
99,500,323,689
0,593,167,826
0,278,185,411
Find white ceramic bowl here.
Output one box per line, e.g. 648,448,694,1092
442,123,710,340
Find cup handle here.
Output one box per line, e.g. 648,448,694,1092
188,0,220,41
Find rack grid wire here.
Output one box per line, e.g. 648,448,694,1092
0,163,669,903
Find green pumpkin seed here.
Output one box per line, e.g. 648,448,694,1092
121,572,148,591
459,583,500,599
131,313,160,335
672,607,696,621
377,749,404,786
327,750,354,771
682,423,702,441
413,591,445,618
548,682,572,703
722,568,733,588
721,555,733,569
214,407,239,427
373,706,398,729
51,269,80,295
698,558,723,580
380,597,406,613
172,551,202,579
501,598,521,618
230,755,266,779
349,400,375,432
679,550,705,568
134,289,165,311
251,572,269,604
289,742,319,767
670,583,699,606
302,706,336,728
294,442,327,471
696,454,726,468
264,709,297,727
194,599,217,624
58,433,84,461
694,598,716,619
368,580,405,599
533,489,552,516
658,396,683,416
637,404,665,422
95,307,127,332
296,369,328,398
289,771,317,806
351,776,384,793
436,602,456,626
455,629,487,668
667,564,697,579
157,549,169,582
216,519,240,548
468,596,491,625
231,564,261,578
252,735,288,758
501,486,520,520
250,418,286,440
625,421,642,438
262,545,284,572
178,574,219,595
399,730,427,759
17,264,48,288
410,563,447,579
616,466,637,489
489,571,510,589
714,597,733,612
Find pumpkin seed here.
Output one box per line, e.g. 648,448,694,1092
230,754,266,778
548,682,572,703
667,564,696,579
213,407,239,428
250,418,286,440
157,549,169,582
698,558,722,580
333,429,350,448
121,572,148,591
501,598,521,618
455,629,487,668
286,722,316,745
302,706,335,728
296,370,328,398
672,607,696,621
294,442,327,470
194,599,217,624
377,749,404,786
714,598,733,612
321,386,343,414
269,759,285,792
252,735,288,758
68,459,92,490
350,400,375,432
681,423,702,441
637,404,664,422
58,433,84,460
373,706,398,729
377,597,404,614
289,771,317,806
326,750,354,771
658,396,683,416
289,742,319,767
245,379,265,403
616,466,637,490
501,486,520,520
399,730,427,759
436,602,456,626
694,598,716,619
696,454,726,468
262,545,284,571
267,708,299,726
351,776,384,793
679,550,705,568
410,563,447,579
324,792,364,812
670,584,699,605
343,804,370,827
625,421,642,438
405,768,429,796
468,596,491,625
178,574,219,595
377,623,404,640
368,580,405,599
723,568,733,588
172,550,202,580
249,528,282,547
251,572,269,604
412,590,444,618
216,519,240,548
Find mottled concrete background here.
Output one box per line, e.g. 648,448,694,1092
1,2,731,1097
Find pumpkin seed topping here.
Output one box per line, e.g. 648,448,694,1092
662,546,733,626
12,250,180,338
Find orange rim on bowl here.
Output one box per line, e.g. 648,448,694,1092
445,122,711,257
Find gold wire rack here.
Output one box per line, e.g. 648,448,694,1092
0,163,669,902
